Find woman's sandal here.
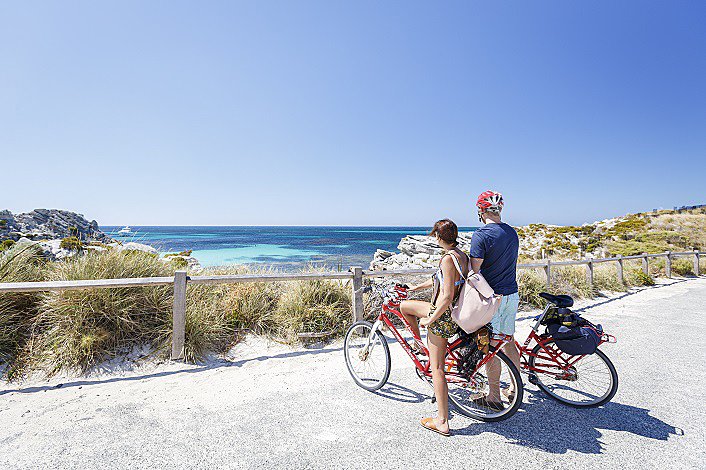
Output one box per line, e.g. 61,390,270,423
420,417,451,437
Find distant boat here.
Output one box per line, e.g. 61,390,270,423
117,226,133,235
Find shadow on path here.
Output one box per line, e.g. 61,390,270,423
0,346,343,396
453,389,683,454
373,382,430,404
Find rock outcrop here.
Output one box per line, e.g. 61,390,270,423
0,209,110,242
369,232,473,271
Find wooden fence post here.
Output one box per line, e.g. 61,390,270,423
350,266,364,322
586,260,594,292
544,259,551,290
694,250,701,276
665,251,672,278
171,270,187,360
642,253,649,276
617,255,624,285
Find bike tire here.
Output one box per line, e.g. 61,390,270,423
344,320,391,392
529,341,618,408
448,349,524,422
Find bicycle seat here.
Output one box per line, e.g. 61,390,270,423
539,292,574,308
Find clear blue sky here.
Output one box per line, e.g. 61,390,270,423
1,1,704,227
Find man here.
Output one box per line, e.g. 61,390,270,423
469,190,521,409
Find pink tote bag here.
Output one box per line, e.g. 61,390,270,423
448,255,502,334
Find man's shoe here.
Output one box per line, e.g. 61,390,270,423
502,387,516,403
472,396,505,411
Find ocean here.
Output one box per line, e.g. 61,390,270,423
103,226,476,269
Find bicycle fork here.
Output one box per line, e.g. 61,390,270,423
360,319,384,360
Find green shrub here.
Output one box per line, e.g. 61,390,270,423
627,268,655,286
165,250,192,257
672,258,694,276
605,217,648,237
60,236,82,251
0,219,7,227
170,257,189,269
0,240,15,252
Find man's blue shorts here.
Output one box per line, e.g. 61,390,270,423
491,292,519,335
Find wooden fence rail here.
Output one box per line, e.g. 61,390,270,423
0,250,701,359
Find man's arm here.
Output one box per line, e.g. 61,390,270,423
469,231,486,274
470,257,483,274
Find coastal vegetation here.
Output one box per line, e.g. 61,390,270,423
0,246,352,377
0,206,704,379
519,207,706,259
59,236,83,251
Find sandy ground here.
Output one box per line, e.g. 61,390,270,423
1,277,705,469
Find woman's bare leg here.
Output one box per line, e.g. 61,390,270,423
399,300,430,340
427,332,450,433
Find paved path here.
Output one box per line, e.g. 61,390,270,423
2,278,705,469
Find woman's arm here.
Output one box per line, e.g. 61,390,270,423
409,278,433,291
420,256,457,326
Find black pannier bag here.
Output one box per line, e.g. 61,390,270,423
543,307,603,356
547,323,602,355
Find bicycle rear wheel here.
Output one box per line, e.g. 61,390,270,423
447,348,523,422
344,321,391,391
529,341,618,407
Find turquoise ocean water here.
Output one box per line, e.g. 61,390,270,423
103,226,476,269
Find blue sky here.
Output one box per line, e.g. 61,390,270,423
1,1,704,227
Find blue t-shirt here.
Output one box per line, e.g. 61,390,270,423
469,222,519,295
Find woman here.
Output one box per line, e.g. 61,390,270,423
400,219,468,436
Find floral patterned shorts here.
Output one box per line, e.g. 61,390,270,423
427,305,458,339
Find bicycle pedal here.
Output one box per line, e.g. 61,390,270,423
431,396,437,404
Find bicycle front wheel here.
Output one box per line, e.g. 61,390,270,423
448,349,523,422
529,341,618,407
344,321,391,391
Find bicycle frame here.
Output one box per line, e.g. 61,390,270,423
364,295,512,386
516,303,617,379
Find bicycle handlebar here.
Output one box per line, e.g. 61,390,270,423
363,282,409,304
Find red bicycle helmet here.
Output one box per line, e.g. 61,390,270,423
476,190,504,214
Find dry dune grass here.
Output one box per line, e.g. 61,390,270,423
0,255,356,377
0,241,699,378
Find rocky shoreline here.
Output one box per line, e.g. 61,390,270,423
0,209,201,269
369,233,473,271
4,207,702,273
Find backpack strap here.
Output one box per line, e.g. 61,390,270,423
447,250,467,281
446,251,467,304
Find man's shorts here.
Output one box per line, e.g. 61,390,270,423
491,292,519,335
